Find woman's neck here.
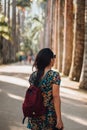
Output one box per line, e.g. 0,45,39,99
44,66,51,74
40,66,51,79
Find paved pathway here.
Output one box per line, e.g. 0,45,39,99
0,63,87,130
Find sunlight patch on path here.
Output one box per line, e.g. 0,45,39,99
0,88,2,92
61,77,79,89
60,87,87,102
0,65,32,74
0,75,29,87
62,113,87,126
7,93,24,101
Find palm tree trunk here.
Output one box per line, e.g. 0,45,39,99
51,0,56,51
44,0,51,48
0,36,3,64
1,0,7,63
52,0,58,68
62,0,73,76
7,0,11,62
2,0,10,63
43,1,47,47
0,0,2,12
11,0,16,62
0,0,2,63
16,9,21,52
49,0,53,48
57,0,64,72
0,1,3,64
79,0,87,89
69,0,85,81
4,0,6,16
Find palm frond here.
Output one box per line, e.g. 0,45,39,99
32,17,43,24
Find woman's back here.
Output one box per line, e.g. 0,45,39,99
27,48,63,130
27,70,61,130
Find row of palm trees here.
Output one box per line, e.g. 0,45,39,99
0,0,19,63
0,0,46,63
0,0,34,63
43,0,87,89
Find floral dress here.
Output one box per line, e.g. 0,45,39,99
27,70,61,130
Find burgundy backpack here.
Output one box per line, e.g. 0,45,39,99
22,85,47,123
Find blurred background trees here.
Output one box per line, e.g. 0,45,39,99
0,0,46,63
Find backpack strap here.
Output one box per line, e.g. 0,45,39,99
22,117,26,124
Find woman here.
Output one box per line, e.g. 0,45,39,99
27,48,64,130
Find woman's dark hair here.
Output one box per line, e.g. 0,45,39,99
33,48,55,86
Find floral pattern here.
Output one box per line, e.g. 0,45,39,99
27,70,61,130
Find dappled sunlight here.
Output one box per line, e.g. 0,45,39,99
7,93,24,101
0,65,32,74
61,97,87,108
0,75,29,87
60,87,87,102
61,77,79,89
62,112,87,126
0,88,2,92
9,125,28,130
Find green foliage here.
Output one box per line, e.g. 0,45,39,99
0,14,11,40
22,17,42,54
16,0,32,7
18,0,46,54
32,17,43,24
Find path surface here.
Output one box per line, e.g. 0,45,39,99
0,63,87,130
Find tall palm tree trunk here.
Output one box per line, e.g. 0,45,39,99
1,0,7,63
69,0,85,81
49,0,53,49
0,1,3,64
11,0,16,62
52,0,58,68
79,0,87,89
57,0,64,72
62,0,73,76
4,0,6,16
16,9,21,52
2,0,10,63
51,0,56,51
0,0,2,12
44,0,49,47
44,0,51,48
7,0,11,62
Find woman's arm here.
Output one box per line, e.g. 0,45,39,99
52,84,64,129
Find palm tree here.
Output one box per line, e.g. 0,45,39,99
69,0,85,81
6,0,11,62
57,0,64,72
44,0,51,48
0,0,1,12
0,0,4,64
10,0,16,62
2,0,11,63
79,0,87,89
53,0,58,68
16,9,21,52
62,0,73,76
4,0,6,16
0,13,11,63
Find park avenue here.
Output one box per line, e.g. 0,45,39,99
0,63,87,130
